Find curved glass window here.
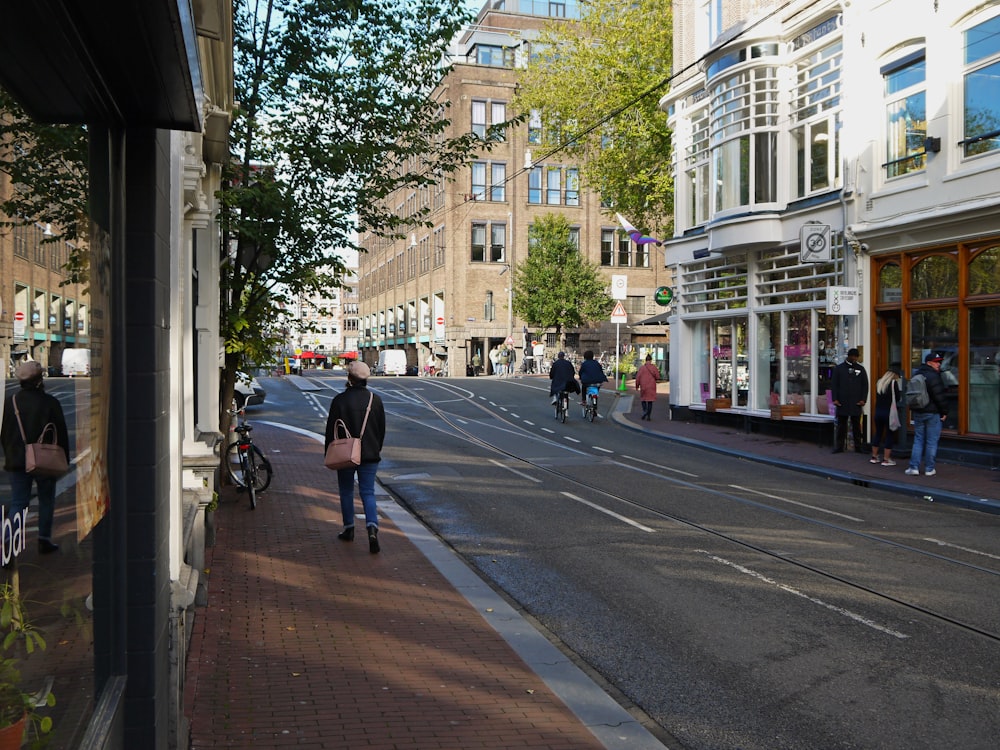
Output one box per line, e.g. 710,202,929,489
909,254,957,299
878,262,902,303
968,245,1000,295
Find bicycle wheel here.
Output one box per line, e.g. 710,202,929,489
559,396,568,423
225,442,272,492
246,458,257,509
588,397,598,422
245,444,273,492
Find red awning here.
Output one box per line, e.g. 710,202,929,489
299,351,317,359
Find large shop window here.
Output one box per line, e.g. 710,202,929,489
883,51,926,178
760,309,838,414
963,14,1000,157
910,308,958,429
968,307,1000,436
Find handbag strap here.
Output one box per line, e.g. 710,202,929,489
11,394,29,443
358,392,374,438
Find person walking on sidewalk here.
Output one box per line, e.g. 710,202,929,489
325,360,387,553
906,352,948,477
0,360,70,554
831,347,869,454
870,366,902,466
635,354,660,420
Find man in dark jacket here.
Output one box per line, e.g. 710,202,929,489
0,360,70,554
905,351,949,477
325,360,387,553
548,351,578,403
831,347,869,453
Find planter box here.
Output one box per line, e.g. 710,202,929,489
770,404,804,420
705,398,732,412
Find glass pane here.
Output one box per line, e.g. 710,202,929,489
784,309,811,410
760,311,780,409
886,56,925,94
968,306,1000,435
965,16,1000,64
886,92,926,177
964,60,1000,156
910,254,958,299
879,262,903,303
713,320,733,401
817,312,838,414
969,246,1000,295
910,307,958,428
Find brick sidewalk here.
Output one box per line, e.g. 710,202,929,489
184,424,613,749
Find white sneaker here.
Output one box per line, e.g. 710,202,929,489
904,467,919,476
925,469,936,477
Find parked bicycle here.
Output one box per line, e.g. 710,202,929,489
581,384,600,422
225,404,273,509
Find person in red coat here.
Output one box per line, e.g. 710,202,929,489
635,355,661,420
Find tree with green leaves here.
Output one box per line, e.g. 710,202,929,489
220,0,503,426
513,0,673,236
513,213,612,348
0,90,89,279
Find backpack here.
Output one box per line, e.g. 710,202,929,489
905,373,929,409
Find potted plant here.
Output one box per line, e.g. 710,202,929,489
0,582,54,749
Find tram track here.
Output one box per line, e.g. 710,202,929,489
382,378,1000,644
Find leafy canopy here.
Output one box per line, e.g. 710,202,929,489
223,0,499,417
514,0,674,236
513,213,612,341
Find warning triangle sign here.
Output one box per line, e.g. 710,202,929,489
610,301,627,321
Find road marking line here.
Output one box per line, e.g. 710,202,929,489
541,427,555,434
924,538,1000,561
490,459,542,482
698,550,908,639
562,492,656,532
564,436,581,443
730,485,864,522
593,446,613,453
523,420,535,426
621,455,698,477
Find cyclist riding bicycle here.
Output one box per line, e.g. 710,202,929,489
577,350,608,404
548,351,579,404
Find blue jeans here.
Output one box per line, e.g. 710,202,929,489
336,461,379,529
909,412,943,472
9,471,57,540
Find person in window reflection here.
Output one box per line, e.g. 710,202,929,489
831,347,869,454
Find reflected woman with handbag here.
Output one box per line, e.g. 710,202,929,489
324,360,386,553
0,360,70,554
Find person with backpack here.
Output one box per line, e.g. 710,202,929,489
905,351,949,477
831,347,869,454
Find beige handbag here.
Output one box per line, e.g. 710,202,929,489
324,393,373,470
13,396,69,477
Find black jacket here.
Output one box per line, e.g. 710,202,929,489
911,363,948,416
325,383,386,463
831,359,869,417
1,384,71,472
549,358,578,396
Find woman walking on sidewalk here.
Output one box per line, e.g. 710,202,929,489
635,355,660,420
325,360,387,553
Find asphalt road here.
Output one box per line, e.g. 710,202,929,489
126,372,1000,749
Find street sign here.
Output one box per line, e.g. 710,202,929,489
610,301,627,324
13,311,24,321
611,274,628,300
654,286,673,306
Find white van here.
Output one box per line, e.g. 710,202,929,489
61,348,91,377
375,350,407,376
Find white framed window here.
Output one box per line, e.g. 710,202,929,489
472,100,507,139
882,50,926,178
790,32,842,198
962,14,1000,157
684,101,710,227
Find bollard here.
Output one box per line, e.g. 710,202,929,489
618,374,627,392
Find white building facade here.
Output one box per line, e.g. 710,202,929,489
662,0,1000,466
